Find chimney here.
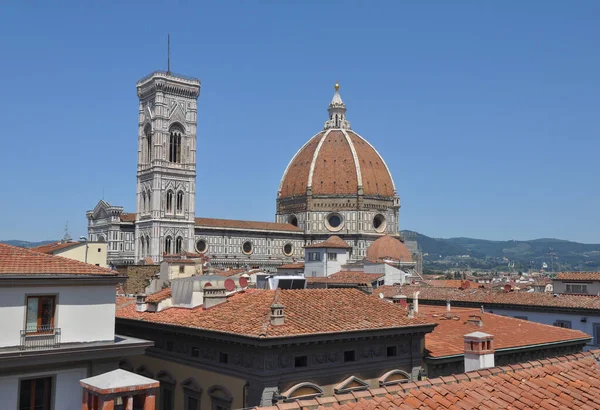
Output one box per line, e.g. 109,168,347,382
464,332,494,372
136,294,147,312
412,291,420,313
446,300,451,312
392,294,408,308
408,303,415,319
270,303,285,325
203,287,227,309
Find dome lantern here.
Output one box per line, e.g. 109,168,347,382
324,82,351,130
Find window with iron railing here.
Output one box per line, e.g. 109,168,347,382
26,295,55,333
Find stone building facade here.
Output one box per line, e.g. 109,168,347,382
86,72,409,269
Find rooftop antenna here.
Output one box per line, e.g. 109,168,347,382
167,33,171,75
63,222,72,243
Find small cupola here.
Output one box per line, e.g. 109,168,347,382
270,303,285,325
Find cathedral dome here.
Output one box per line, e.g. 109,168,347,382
277,85,396,200
366,235,413,263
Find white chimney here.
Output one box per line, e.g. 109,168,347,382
412,291,420,313
464,332,494,372
203,287,227,309
446,300,451,312
136,294,147,312
270,303,285,325
408,303,415,319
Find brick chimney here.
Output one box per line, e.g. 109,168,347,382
136,294,147,312
203,287,227,309
270,303,285,325
464,331,494,372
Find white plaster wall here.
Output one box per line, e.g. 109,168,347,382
486,307,600,348
0,367,87,410
303,248,348,277
552,281,600,295
464,353,494,372
0,284,115,347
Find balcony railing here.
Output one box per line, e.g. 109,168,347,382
20,326,61,350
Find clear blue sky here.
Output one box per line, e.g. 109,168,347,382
1,1,598,243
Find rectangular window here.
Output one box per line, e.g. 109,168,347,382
19,376,52,410
191,347,199,358
387,346,397,357
566,284,588,294
555,320,572,329
294,356,308,368
327,252,337,261
344,350,356,362
219,352,228,364
308,252,321,261
179,265,185,273
161,384,175,410
166,341,173,351
26,296,55,333
186,396,200,410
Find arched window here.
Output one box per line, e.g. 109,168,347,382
169,126,183,163
139,237,145,258
144,124,152,163
208,386,233,410
175,236,183,253
378,369,410,387
145,235,151,257
166,190,174,213
176,191,184,213
181,378,202,410
142,191,147,214
147,190,152,213
280,382,323,402
165,236,172,254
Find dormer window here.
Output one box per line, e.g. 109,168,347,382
26,296,55,333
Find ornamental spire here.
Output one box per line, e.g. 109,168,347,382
324,81,351,130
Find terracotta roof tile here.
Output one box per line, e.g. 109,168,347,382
306,271,383,285
195,217,302,232
305,236,351,249
366,235,413,263
116,288,434,338
278,263,305,269
212,269,246,277
376,284,600,312
146,288,171,303
119,213,136,222
556,272,600,281
31,241,81,254
0,243,118,276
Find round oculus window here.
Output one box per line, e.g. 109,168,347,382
283,243,293,256
325,213,344,232
242,241,253,255
373,214,386,233
196,239,207,253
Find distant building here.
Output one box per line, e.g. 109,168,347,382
86,72,409,270
31,240,108,268
0,244,151,410
553,272,600,295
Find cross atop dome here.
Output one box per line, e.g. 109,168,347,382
324,82,351,130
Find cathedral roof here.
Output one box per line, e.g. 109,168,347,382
278,84,396,199
305,236,351,249
195,217,302,232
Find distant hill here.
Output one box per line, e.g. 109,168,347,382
402,230,600,271
1,240,58,248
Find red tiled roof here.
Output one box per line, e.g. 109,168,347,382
195,217,302,232
212,269,245,277
120,213,136,222
426,280,481,289
0,243,118,276
419,306,590,358
556,272,600,281
31,241,81,254
258,350,600,410
278,263,305,269
307,271,384,285
146,288,172,303
305,236,351,249
116,289,434,338
376,285,600,312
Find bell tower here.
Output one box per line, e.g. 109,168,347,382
135,71,201,262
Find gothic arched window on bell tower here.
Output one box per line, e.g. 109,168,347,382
169,126,183,163
147,190,152,213
145,235,150,257
144,124,152,163
175,236,183,253
165,236,172,255
176,191,184,213
142,191,147,214
166,190,174,213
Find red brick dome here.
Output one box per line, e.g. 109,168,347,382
278,129,396,199
366,235,413,263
